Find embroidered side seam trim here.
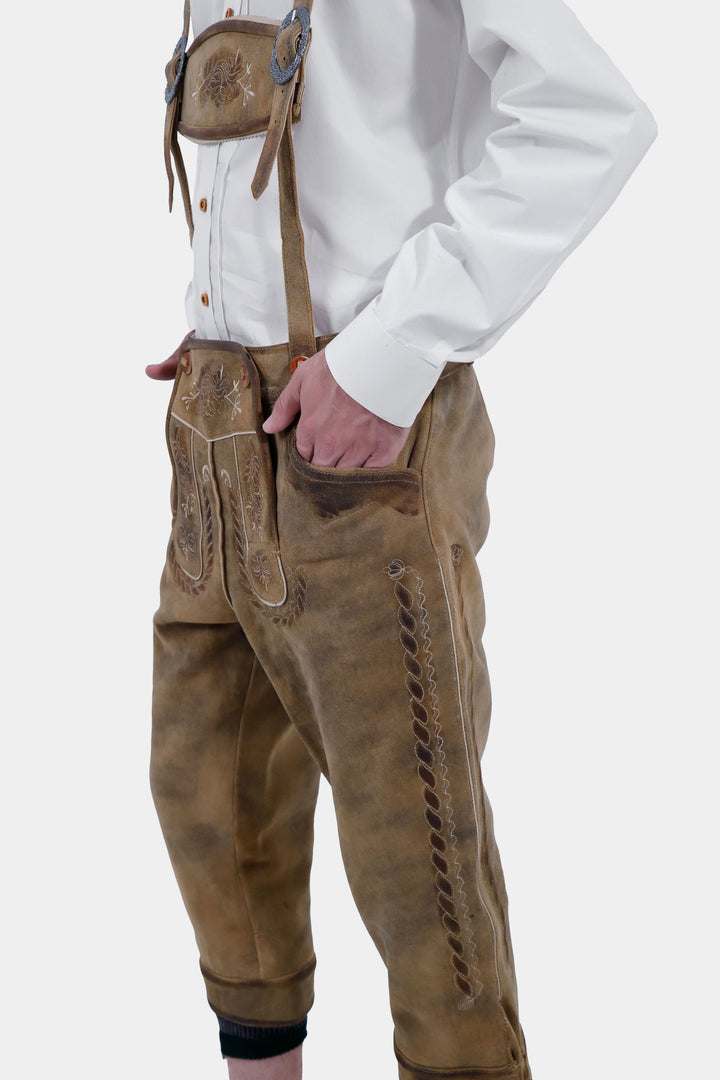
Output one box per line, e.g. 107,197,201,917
382,557,483,1009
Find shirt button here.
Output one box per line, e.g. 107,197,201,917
199,198,208,212
200,293,209,307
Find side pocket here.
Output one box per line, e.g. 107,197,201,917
285,426,424,521
283,390,435,522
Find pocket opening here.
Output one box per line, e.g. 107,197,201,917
286,427,423,486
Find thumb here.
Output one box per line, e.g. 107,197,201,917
146,330,195,381
145,355,181,380
262,372,302,433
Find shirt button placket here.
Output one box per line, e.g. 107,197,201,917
193,144,220,338
208,142,236,341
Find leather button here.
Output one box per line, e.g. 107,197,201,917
200,293,209,307
199,198,207,212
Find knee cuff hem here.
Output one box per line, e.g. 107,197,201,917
396,1041,531,1080
202,955,316,1023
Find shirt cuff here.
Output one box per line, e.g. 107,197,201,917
323,300,445,427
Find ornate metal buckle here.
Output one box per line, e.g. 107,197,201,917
165,34,188,105
270,6,311,85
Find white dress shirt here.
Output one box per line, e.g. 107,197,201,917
184,0,657,426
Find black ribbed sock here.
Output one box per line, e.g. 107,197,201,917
218,1016,308,1060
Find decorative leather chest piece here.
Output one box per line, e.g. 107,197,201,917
177,19,285,142
163,2,318,366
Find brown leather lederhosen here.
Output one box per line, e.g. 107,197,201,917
152,6,533,1078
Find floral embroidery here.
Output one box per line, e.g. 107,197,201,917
193,49,254,107
244,449,263,533
169,485,215,597
250,552,272,591
222,469,307,626
180,489,196,519
176,523,197,557
181,363,243,420
168,422,213,596
171,429,193,482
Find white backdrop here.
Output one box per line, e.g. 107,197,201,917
2,2,717,1078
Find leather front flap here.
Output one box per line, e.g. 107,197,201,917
178,18,281,142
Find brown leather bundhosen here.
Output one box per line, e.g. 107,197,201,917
152,6,533,1077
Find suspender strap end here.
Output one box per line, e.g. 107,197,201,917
163,0,193,241
251,20,308,200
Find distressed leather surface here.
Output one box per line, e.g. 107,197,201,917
150,339,532,1079
178,19,282,141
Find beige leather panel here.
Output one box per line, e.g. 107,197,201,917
178,19,281,141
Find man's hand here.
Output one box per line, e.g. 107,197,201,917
145,331,195,380
262,349,411,468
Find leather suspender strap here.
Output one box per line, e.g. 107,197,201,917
277,111,317,361
164,0,194,240
253,4,317,360
252,1,313,198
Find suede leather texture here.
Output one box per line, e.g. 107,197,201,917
178,19,283,141
150,337,532,1079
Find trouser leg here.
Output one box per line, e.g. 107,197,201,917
267,360,532,1079
149,388,321,1030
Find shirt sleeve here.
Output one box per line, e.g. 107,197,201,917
324,0,658,427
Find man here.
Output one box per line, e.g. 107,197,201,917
147,2,657,1078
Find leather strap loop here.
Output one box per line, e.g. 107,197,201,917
251,20,305,199
163,0,194,238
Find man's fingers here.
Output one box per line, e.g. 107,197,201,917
262,372,302,433
145,355,181,380
146,331,195,380
334,450,371,468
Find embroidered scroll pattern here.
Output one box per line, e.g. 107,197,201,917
244,449,263,533
221,470,307,627
181,363,244,420
383,557,483,1008
450,543,464,568
168,424,214,596
193,50,254,107
250,552,272,592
